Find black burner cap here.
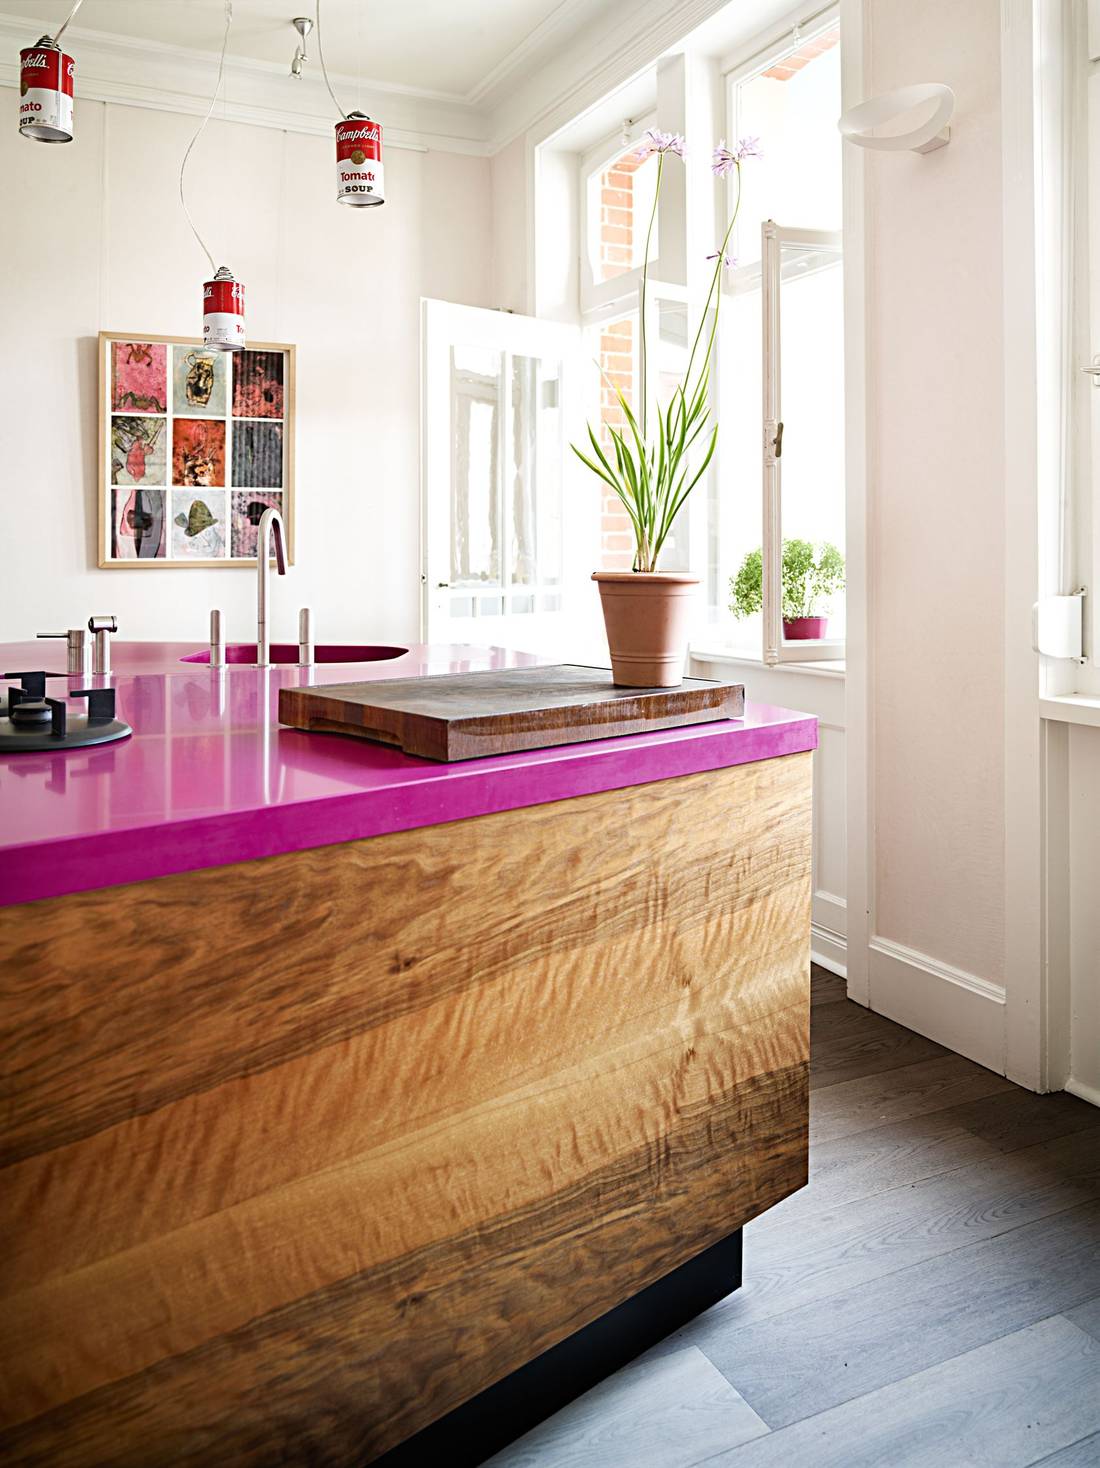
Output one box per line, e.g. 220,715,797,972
10,699,52,724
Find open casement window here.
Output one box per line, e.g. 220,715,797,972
420,299,592,655
761,221,845,665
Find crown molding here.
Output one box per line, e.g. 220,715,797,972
0,0,734,158
485,0,731,151
0,11,490,153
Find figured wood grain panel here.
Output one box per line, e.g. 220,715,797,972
1,753,805,1168
0,752,811,1462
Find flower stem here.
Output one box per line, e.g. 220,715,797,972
638,152,663,442
683,165,742,403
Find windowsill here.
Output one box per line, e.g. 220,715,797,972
1039,693,1100,728
690,643,847,679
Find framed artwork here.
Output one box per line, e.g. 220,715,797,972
98,332,295,567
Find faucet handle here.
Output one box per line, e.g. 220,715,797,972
88,616,117,675
298,608,314,666
209,609,225,668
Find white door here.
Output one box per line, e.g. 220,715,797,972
420,299,593,656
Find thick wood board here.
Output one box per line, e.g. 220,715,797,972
0,753,811,1463
278,663,746,761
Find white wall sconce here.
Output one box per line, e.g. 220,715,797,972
290,16,313,78
838,82,955,154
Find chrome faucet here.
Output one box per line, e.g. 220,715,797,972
256,507,287,667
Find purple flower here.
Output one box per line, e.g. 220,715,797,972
635,127,686,160
707,251,738,269
711,136,763,175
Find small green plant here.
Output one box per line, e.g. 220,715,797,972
730,540,845,621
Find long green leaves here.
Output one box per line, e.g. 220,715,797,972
573,147,746,573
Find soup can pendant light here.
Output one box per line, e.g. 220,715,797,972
19,37,74,143
203,266,245,351
335,112,384,207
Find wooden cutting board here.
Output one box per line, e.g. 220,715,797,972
278,665,746,762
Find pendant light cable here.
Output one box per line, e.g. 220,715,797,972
178,0,233,274
315,0,348,120
52,0,85,43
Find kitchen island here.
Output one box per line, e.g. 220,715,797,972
0,642,816,1465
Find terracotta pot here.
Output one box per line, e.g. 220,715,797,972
783,615,828,641
592,571,699,687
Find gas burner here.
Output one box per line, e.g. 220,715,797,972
0,672,132,753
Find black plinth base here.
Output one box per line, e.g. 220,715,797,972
375,1229,743,1468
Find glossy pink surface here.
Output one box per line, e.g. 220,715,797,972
0,641,817,907
179,643,408,665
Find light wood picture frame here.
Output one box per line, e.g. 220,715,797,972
98,331,296,568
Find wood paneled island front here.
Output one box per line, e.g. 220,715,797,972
0,643,815,1466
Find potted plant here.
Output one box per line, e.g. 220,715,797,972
730,539,845,640
573,130,761,686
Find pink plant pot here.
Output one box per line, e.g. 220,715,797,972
783,616,829,641
592,571,699,687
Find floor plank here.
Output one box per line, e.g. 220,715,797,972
810,1053,1015,1146
810,966,847,1008
808,1003,948,1091
1031,1431,1100,1466
484,1346,768,1468
697,1200,1100,1429
1065,1295,1100,1342
684,1133,1099,1334
703,1315,1100,1468
760,1110,1001,1229
939,1085,1100,1154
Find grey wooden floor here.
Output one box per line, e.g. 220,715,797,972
489,966,1100,1468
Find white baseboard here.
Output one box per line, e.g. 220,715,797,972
1066,1076,1100,1110
811,923,847,978
868,935,1006,1075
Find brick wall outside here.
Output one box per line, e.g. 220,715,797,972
597,147,644,570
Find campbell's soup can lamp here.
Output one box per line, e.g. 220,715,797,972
335,112,384,207
203,266,245,351
19,36,74,143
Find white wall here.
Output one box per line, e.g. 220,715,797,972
0,102,492,648
847,0,1013,1074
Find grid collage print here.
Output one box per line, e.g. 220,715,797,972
105,337,290,564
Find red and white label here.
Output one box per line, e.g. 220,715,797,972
335,118,384,204
203,278,246,348
19,48,75,140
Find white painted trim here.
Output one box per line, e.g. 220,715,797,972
0,12,485,152
840,0,871,1010
870,936,1007,1005
1066,1076,1100,1109
869,936,1007,1075
1001,0,1068,1092
812,924,847,977
1040,693,1100,727
814,889,847,928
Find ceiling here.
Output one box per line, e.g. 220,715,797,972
22,0,601,100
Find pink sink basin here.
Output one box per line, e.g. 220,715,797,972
180,643,408,666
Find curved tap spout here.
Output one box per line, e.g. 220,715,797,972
256,507,287,667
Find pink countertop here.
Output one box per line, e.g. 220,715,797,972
0,641,817,907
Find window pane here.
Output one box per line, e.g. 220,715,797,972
734,25,841,268
778,249,845,646
586,311,638,569
589,147,659,285
509,354,563,589
716,274,764,643
450,347,501,586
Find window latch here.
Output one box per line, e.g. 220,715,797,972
773,420,784,458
